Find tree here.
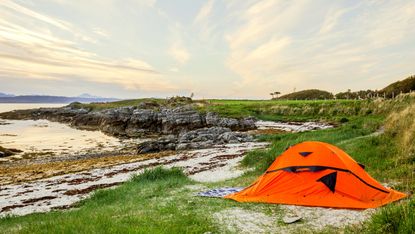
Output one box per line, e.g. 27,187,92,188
270,92,275,99
273,91,281,99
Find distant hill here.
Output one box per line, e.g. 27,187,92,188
380,75,415,98
0,92,15,98
278,89,334,100
77,93,102,99
0,94,119,103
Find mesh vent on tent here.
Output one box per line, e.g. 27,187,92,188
299,152,313,157
317,172,337,193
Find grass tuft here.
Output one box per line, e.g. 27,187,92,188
131,167,187,183
349,199,415,234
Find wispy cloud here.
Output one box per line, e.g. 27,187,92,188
224,0,415,96
169,40,190,65
0,0,178,93
194,0,215,24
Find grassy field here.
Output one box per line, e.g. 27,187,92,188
1,94,414,233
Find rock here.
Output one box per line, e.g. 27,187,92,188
206,113,256,131
218,131,254,143
99,107,134,136
136,135,177,153
158,106,206,134
282,215,302,224
136,127,255,153
179,127,231,143
0,146,23,157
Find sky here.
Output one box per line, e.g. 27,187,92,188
0,0,414,99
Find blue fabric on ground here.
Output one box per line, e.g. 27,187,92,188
197,187,244,198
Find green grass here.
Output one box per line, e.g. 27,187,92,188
197,99,369,121
364,199,414,234
70,98,166,111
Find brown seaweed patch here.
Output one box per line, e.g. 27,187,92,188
1,204,26,212
63,182,121,196
22,196,57,204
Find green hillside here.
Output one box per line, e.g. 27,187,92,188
277,89,334,100
380,75,415,98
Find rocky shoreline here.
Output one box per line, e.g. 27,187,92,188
0,103,334,157
0,104,256,138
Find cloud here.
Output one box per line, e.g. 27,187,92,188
194,0,215,24
92,27,109,38
169,67,179,72
0,0,178,93
224,0,415,97
2,0,71,31
318,7,349,35
169,40,190,65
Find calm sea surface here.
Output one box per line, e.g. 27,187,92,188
0,103,66,113
0,103,133,162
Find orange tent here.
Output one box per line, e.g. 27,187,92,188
226,141,407,209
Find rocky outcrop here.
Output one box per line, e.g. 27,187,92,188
206,112,256,130
136,127,255,153
0,105,257,137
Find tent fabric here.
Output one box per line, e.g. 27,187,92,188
225,141,407,209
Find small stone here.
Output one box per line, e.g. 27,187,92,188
282,215,302,224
